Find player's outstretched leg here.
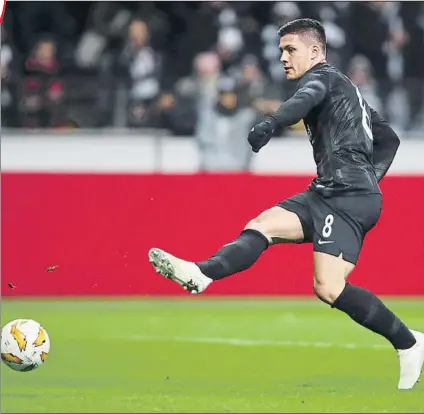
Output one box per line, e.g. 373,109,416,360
313,251,424,390
149,207,304,293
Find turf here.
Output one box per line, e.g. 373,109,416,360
1,297,424,413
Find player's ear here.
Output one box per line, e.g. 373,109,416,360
311,45,320,60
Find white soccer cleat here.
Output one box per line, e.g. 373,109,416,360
397,330,424,390
148,248,213,294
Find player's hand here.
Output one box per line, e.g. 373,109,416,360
247,120,275,153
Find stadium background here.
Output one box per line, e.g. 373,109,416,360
1,2,424,412
2,0,423,296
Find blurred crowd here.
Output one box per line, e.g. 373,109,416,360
2,2,424,161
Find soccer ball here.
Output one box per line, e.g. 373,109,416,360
1,319,50,372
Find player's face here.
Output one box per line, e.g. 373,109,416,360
279,34,317,80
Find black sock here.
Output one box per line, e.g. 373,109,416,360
196,229,269,280
332,283,416,350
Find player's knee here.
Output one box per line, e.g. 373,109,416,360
245,217,261,230
313,278,345,305
313,252,355,305
244,217,270,239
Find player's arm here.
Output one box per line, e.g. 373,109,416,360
247,72,328,152
370,107,401,182
266,74,327,129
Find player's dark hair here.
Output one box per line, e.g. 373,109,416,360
278,18,327,53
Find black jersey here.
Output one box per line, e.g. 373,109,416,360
266,62,400,197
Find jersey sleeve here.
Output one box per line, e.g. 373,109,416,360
370,107,401,181
266,71,329,128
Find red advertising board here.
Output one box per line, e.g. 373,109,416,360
1,173,423,296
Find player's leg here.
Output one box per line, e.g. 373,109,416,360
149,192,313,293
314,251,424,390
195,205,308,281
310,193,424,390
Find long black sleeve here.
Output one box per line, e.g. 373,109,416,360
266,73,328,129
370,107,401,182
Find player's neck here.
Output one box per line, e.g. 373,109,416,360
307,58,327,72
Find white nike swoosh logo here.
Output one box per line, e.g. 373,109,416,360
318,239,335,245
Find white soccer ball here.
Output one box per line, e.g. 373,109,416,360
1,319,50,372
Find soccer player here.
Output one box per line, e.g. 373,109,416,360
148,18,424,390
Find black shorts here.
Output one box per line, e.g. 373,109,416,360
277,190,382,264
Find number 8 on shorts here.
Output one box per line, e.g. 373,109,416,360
322,214,334,238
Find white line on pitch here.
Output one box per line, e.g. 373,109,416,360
124,335,392,350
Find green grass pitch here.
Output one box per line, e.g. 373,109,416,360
1,297,424,413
